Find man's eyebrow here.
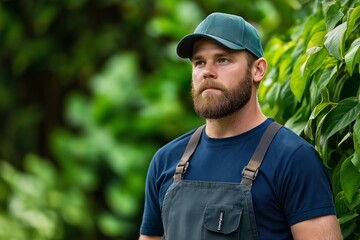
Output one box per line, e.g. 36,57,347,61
214,52,234,58
191,51,235,61
191,55,203,61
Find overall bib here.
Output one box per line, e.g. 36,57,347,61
161,122,281,240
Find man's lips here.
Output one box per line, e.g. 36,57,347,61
199,85,223,93
202,87,220,92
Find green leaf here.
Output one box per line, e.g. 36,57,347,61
279,57,293,84
265,82,281,108
302,47,329,78
305,102,332,140
332,73,349,103
352,117,360,172
341,218,357,239
320,97,360,146
307,19,326,48
324,22,347,60
354,116,360,152
345,38,360,76
340,154,360,201
338,131,352,146
290,54,308,101
311,102,333,120
324,1,344,31
265,38,291,66
291,38,306,60
320,86,330,104
345,6,360,40
351,152,360,174
334,191,349,217
338,210,359,224
307,31,326,49
302,14,323,44
317,68,336,93
345,190,360,211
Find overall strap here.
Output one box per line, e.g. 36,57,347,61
241,122,282,190
173,125,205,182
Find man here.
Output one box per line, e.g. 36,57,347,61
139,12,342,239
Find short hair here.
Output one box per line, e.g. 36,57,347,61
245,50,257,68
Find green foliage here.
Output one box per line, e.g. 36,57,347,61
260,0,360,238
1,0,359,238
0,154,92,239
0,0,301,238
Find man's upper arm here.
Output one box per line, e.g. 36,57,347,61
140,152,166,236
139,235,162,240
291,215,342,240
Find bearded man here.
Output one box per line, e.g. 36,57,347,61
139,12,342,240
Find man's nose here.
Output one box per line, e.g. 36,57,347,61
202,63,217,79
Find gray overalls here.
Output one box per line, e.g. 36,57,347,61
161,122,281,240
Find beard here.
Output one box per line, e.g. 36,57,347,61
191,69,252,119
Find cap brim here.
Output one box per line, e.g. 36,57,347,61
176,33,246,59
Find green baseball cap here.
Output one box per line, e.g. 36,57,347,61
176,12,263,59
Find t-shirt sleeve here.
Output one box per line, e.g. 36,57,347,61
280,144,336,226
139,154,164,236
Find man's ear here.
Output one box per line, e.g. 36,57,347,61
253,57,267,83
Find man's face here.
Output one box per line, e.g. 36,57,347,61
191,39,253,119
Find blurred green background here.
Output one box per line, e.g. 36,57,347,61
0,0,323,239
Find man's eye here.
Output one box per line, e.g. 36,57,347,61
218,58,230,63
194,60,205,66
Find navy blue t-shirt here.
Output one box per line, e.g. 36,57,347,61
140,119,336,239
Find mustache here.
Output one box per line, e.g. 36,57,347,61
196,81,226,93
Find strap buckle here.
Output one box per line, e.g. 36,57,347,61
182,162,189,174
241,166,259,180
174,162,190,179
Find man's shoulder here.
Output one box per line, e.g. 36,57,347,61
275,125,313,149
267,124,320,164
154,127,202,160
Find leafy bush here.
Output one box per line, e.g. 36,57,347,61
260,0,360,238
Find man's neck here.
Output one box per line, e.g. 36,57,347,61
204,104,266,138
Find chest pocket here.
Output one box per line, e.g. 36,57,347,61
203,204,243,239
